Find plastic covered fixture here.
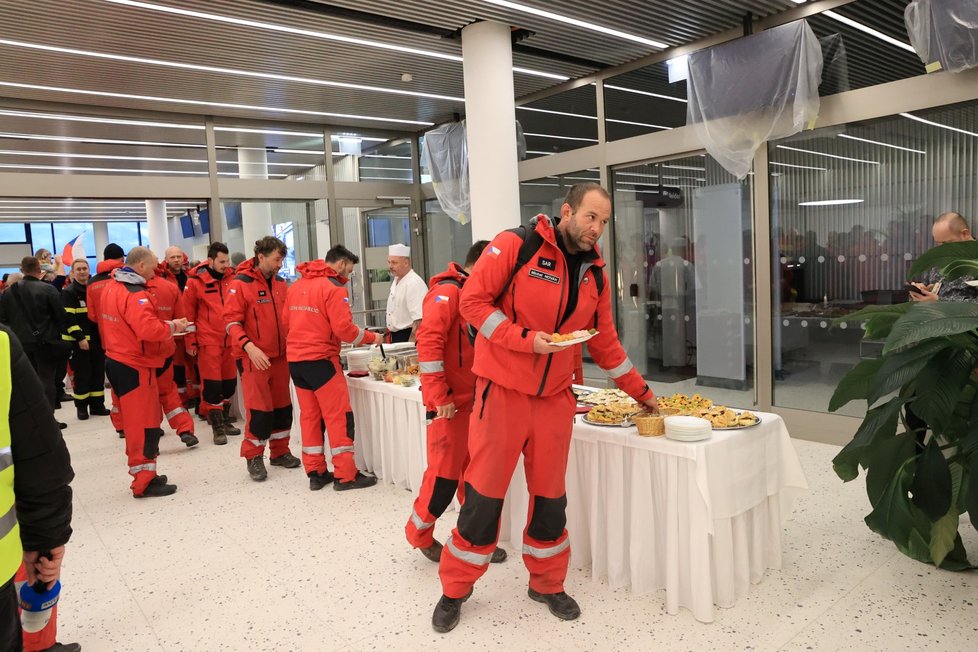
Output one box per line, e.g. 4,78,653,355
686,20,823,179
906,0,978,74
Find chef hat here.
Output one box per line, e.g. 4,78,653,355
388,243,411,257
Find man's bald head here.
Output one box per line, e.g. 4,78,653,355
933,212,973,245
164,245,185,273
126,246,159,281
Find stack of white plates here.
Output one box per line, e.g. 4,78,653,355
664,416,712,442
346,349,373,372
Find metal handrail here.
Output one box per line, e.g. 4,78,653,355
351,308,387,315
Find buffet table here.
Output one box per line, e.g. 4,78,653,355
344,375,808,623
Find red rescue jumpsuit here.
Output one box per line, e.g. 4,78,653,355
439,216,654,598
284,261,377,482
183,261,236,416
99,268,177,496
146,268,195,437
224,258,292,461
405,263,475,549
87,259,125,432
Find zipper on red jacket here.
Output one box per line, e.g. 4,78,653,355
457,325,463,369
253,307,261,341
535,251,567,397
266,274,282,358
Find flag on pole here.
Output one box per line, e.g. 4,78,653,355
62,234,86,267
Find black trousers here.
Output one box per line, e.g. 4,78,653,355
26,350,57,411
0,579,23,652
389,329,412,343
69,346,107,407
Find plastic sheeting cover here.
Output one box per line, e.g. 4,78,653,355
687,20,823,179
906,0,978,74
421,121,527,225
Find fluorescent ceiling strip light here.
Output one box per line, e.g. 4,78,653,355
0,131,207,149
0,39,463,102
0,199,201,204
483,0,668,48
662,164,706,171
521,182,561,187
517,107,596,120
523,132,598,143
526,150,556,155
822,10,916,53
215,126,320,137
545,176,600,181
604,84,687,103
798,199,864,206
358,176,412,181
103,0,565,80
358,166,412,172
0,163,287,176
606,118,673,130
838,133,926,154
770,161,828,171
0,150,207,164
0,82,433,126
900,112,978,138
777,144,880,165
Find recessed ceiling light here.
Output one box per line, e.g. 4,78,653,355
662,164,706,171
798,199,864,206
776,145,880,165
604,84,687,104
900,112,978,138
517,106,596,120
103,0,567,81
838,133,926,154
822,10,916,53
606,118,673,131
483,0,668,49
0,82,434,126
0,39,463,103
525,150,557,156
770,161,828,171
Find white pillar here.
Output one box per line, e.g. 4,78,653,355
93,221,109,261
238,148,274,254
145,199,168,257
462,21,521,242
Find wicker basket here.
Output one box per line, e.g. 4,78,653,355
632,413,665,436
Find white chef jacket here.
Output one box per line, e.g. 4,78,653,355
386,268,428,332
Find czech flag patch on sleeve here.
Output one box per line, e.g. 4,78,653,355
487,245,501,257
435,295,450,304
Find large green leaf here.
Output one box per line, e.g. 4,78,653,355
938,534,974,570
867,433,918,507
829,357,884,412
836,303,914,326
907,241,978,279
909,439,952,521
865,456,931,563
867,339,951,406
966,451,978,533
929,510,959,567
883,302,978,354
941,259,978,282
909,349,975,435
864,313,905,341
832,397,905,481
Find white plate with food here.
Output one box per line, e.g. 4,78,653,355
581,402,642,427
550,329,598,347
578,388,636,407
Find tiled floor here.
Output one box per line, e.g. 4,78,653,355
55,404,978,651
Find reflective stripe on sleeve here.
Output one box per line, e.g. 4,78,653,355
225,321,243,334
601,358,634,379
0,504,17,540
351,328,366,346
479,310,508,341
419,361,444,373
0,447,12,474
522,538,570,560
410,510,435,531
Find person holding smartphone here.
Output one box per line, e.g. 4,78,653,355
908,212,978,303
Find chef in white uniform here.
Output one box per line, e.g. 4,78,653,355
385,243,428,343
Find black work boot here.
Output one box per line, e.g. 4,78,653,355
89,401,111,416
222,404,241,436
527,588,581,621
116,430,125,439
308,470,334,491
419,540,443,562
491,547,508,563
270,452,301,468
333,471,378,491
431,588,473,633
135,475,177,498
178,431,199,447
247,456,268,482
76,404,89,421
208,411,227,445
40,641,82,651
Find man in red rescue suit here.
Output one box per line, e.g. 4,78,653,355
224,236,301,482
405,240,506,565
86,242,126,436
146,261,198,448
432,183,659,632
100,247,189,498
183,242,240,444
284,245,379,491
163,245,197,411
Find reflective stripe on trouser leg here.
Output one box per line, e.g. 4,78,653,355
239,356,271,459
158,360,194,434
405,406,470,549
198,344,234,415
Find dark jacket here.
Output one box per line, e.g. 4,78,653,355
61,280,97,348
0,276,66,353
2,324,74,553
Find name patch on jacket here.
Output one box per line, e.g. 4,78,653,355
537,256,556,270
257,298,272,304
258,290,267,297
528,269,560,284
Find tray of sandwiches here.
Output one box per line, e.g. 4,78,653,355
581,401,644,427
657,393,760,430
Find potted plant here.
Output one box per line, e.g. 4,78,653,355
829,240,978,570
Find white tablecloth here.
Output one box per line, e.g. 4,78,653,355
346,375,808,622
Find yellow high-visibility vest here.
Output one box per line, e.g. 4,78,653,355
0,330,23,582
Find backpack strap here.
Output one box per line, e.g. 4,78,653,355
495,225,545,304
